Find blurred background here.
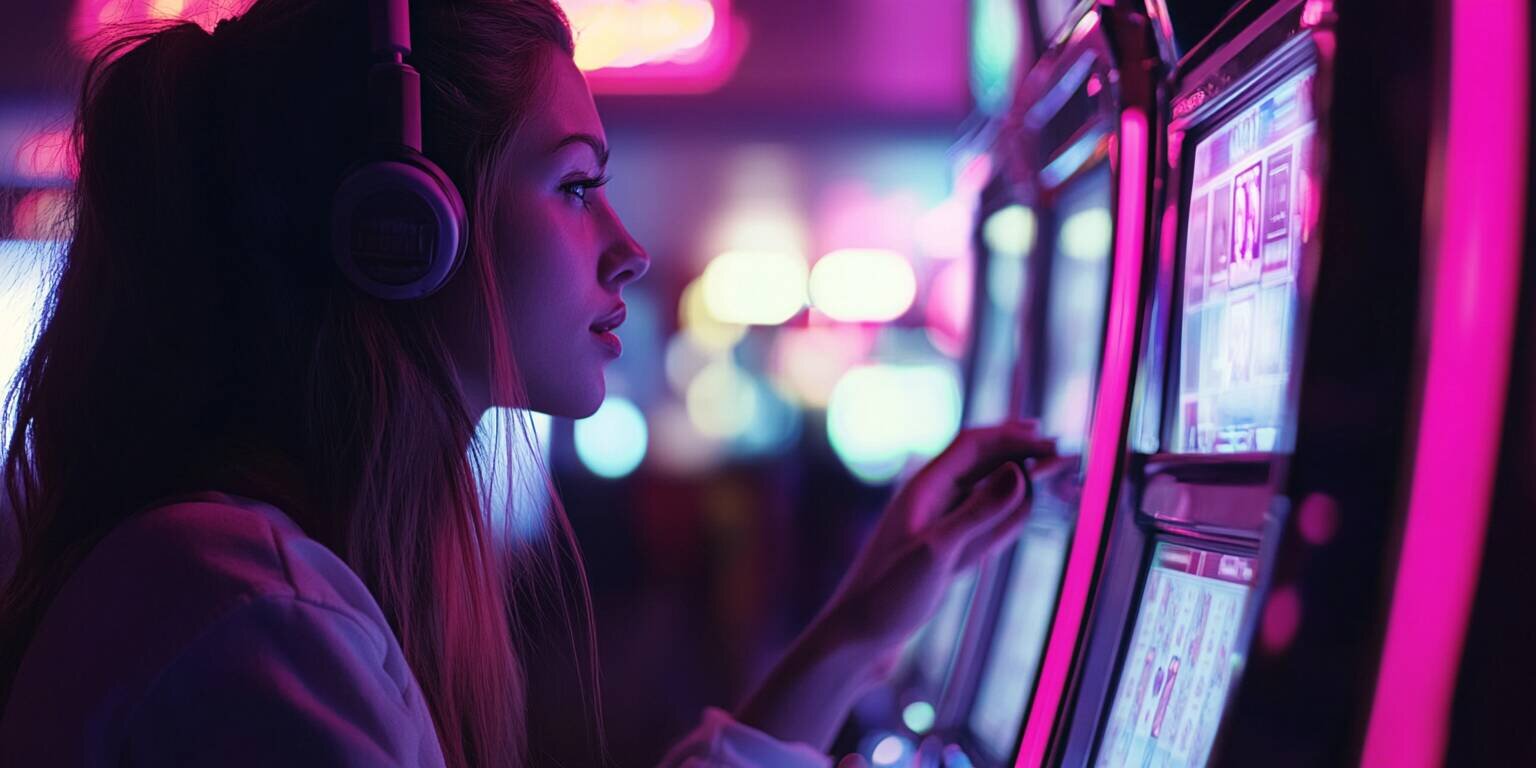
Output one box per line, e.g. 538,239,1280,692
0,0,1035,764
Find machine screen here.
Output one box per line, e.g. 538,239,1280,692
1094,543,1257,768
1173,66,1316,453
1040,165,1113,455
966,521,1070,759
912,567,979,690
967,202,1031,427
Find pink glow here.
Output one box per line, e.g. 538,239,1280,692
1014,109,1149,768
1301,0,1330,29
816,182,923,254
924,259,972,357
1258,585,1300,654
1359,2,1528,766
69,0,256,58
1295,493,1338,546
579,1,749,95
14,129,77,183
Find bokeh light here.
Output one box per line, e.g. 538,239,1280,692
562,0,717,71
982,203,1036,261
472,407,554,544
69,0,257,58
902,700,936,734
647,400,724,474
685,358,760,439
871,733,911,767
827,364,962,484
735,378,801,455
769,326,877,408
678,277,748,351
574,396,649,479
970,0,1022,115
13,130,76,184
700,250,808,326
1058,207,1113,262
808,248,917,323
924,260,973,358
10,189,72,241
0,241,59,413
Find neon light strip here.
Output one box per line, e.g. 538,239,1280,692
1014,108,1149,768
1359,2,1529,766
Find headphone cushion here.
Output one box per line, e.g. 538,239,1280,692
331,153,469,300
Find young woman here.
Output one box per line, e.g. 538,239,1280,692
0,0,1055,765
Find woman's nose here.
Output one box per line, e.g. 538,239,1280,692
600,230,650,290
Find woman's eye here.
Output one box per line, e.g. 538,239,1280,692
562,175,611,206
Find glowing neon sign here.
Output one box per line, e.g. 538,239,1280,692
559,0,747,94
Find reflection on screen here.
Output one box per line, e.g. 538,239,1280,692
912,568,979,690
1174,67,1316,454
1036,0,1077,42
967,205,1032,427
965,522,1070,759
1040,166,1113,455
1094,543,1256,768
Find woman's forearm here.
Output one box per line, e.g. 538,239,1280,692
733,607,885,752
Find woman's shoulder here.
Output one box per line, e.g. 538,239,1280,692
0,493,441,766
80,491,385,632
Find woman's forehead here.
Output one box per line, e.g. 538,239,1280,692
517,51,606,157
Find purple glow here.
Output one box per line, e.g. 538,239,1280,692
1015,108,1149,768
1360,1,1528,765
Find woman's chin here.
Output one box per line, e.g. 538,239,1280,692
528,378,605,420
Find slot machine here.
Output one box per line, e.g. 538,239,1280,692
1008,0,1525,765
932,2,1167,767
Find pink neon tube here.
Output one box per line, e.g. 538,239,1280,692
1014,109,1148,768
1359,2,1529,766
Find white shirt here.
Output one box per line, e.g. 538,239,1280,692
0,492,828,768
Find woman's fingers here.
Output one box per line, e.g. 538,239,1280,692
905,424,1056,526
955,466,1035,568
928,461,1028,558
923,422,1048,484
954,456,1072,569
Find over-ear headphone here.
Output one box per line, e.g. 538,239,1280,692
331,0,468,300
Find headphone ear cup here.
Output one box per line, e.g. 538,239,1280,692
331,152,468,300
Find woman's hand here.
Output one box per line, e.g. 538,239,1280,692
823,420,1059,665
736,421,1060,751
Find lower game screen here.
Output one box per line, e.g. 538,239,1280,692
912,568,979,689
966,521,1071,759
1093,543,1256,768
1174,66,1317,453
1039,165,1113,456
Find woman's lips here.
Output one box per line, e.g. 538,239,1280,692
591,328,622,357
590,303,626,357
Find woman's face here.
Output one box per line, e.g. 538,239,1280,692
445,46,649,420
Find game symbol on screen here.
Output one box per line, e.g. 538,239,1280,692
1207,181,1232,284
1263,146,1293,274
1151,655,1181,738
1185,194,1210,305
1229,163,1263,287
1221,296,1254,387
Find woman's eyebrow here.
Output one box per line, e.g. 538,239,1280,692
551,133,610,169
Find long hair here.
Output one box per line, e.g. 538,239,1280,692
0,1,604,765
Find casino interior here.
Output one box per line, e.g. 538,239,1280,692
0,1,1531,766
